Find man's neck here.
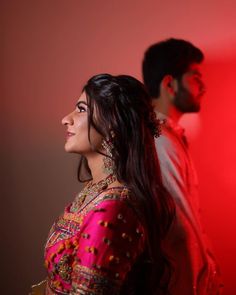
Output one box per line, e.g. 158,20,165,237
152,97,182,124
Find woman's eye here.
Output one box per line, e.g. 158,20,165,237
76,106,86,113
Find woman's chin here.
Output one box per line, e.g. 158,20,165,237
64,144,82,154
64,143,74,153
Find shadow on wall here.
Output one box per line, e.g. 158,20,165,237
181,54,236,295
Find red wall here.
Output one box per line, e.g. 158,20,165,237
181,55,236,294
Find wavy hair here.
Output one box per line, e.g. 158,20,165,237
78,74,175,294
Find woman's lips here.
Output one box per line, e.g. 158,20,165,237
66,131,75,140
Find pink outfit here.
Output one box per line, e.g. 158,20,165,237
44,187,145,294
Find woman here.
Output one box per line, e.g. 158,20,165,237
31,74,175,295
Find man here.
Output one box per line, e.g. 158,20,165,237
142,38,223,294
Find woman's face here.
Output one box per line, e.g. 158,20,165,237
61,92,102,155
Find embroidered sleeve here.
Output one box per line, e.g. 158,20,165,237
70,198,145,294
45,195,145,295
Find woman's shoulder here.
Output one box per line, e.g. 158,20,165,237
83,186,141,223
80,186,145,241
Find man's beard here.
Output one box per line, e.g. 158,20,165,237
173,83,201,113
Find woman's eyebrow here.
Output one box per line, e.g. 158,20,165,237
75,101,88,107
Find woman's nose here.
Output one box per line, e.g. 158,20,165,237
61,112,73,126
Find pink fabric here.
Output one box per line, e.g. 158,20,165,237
44,187,145,294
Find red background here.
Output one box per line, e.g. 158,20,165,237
2,1,236,294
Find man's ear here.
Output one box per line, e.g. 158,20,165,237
161,75,178,96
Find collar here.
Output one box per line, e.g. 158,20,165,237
155,111,186,138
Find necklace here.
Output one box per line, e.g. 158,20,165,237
70,174,117,213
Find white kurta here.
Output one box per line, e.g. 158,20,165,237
155,112,223,295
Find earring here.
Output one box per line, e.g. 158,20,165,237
101,138,115,175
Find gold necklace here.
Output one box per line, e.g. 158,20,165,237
70,174,117,213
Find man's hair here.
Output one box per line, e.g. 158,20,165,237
142,38,204,97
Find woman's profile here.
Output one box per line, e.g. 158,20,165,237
31,74,175,295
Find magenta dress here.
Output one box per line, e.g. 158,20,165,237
44,187,146,294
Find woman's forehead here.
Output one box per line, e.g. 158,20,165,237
77,91,87,103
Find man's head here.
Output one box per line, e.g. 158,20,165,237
142,38,205,113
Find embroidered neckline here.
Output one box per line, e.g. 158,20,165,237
70,175,118,213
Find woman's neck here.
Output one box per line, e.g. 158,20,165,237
86,152,122,187
86,153,106,183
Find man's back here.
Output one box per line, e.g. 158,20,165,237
155,114,222,294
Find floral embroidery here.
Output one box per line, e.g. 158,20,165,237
71,264,121,295
44,187,145,294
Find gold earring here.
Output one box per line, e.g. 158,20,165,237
101,138,115,175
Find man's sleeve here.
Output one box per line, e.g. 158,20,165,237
155,134,189,209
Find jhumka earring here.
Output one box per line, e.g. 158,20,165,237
101,137,115,175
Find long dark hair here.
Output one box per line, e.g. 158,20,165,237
79,74,175,294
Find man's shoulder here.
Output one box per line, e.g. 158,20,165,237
155,124,188,167
156,124,182,150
